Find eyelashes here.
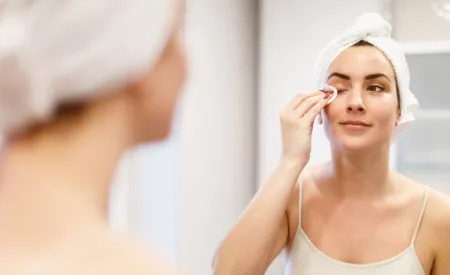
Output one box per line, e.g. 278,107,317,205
336,85,385,93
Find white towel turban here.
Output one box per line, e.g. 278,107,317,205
313,13,419,139
0,0,176,136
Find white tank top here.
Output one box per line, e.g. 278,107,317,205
285,182,428,275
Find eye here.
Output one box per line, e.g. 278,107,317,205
334,86,347,93
368,85,384,92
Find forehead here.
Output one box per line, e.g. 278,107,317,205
328,46,396,79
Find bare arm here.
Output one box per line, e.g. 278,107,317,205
212,160,304,275
212,91,330,275
430,195,450,275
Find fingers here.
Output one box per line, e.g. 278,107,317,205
286,91,324,111
292,93,324,117
303,94,330,122
281,91,331,126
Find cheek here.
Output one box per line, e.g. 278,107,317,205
147,40,186,108
365,99,398,125
134,44,187,140
161,37,188,98
322,101,342,124
138,86,180,141
321,103,341,139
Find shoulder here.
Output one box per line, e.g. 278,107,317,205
286,162,327,242
394,173,450,232
419,185,450,273
423,186,450,240
396,170,450,267
286,162,321,213
287,162,329,214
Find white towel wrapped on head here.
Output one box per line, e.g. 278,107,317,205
0,0,176,136
313,13,419,139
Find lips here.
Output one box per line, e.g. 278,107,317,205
341,120,370,126
339,120,372,128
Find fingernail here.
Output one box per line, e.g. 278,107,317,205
323,93,330,99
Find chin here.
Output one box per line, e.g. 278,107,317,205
137,107,177,142
148,124,172,142
150,130,171,142
337,138,373,152
332,134,389,153
137,117,173,143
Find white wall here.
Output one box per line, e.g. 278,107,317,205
258,1,384,274
393,0,450,42
179,1,258,274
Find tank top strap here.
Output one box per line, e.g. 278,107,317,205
298,176,304,225
411,185,429,245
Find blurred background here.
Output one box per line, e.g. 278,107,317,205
108,1,450,274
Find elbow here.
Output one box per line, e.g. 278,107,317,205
211,249,260,275
211,248,233,275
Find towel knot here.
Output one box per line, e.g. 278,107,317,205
345,12,392,40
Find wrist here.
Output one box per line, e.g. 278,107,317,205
279,157,307,171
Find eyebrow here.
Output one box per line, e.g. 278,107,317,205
327,72,391,83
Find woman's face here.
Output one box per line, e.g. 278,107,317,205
323,45,400,151
132,0,187,142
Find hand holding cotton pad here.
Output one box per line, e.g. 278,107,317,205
320,84,337,105
311,84,337,125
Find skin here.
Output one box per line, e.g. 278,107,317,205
0,1,187,275
213,45,450,275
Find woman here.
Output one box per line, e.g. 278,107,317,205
213,13,450,275
0,1,186,274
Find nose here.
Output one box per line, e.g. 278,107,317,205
346,88,366,113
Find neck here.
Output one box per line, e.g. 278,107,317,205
0,92,136,257
327,142,394,200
